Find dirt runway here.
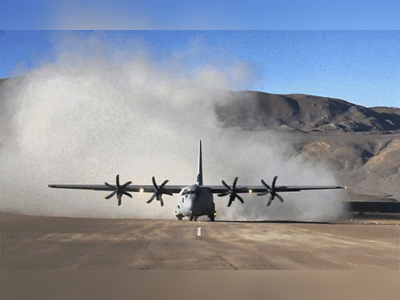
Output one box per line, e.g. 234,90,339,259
1,213,399,270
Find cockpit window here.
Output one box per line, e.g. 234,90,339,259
182,190,197,196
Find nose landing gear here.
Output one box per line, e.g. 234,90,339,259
208,210,216,222
175,211,183,220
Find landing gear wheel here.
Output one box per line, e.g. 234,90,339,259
189,214,194,221
208,214,215,221
176,215,183,220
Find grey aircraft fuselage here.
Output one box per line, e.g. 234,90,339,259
175,185,215,221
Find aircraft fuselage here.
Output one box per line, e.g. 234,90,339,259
175,185,215,221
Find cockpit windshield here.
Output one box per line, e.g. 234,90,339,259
181,190,197,196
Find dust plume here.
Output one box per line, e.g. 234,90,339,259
0,32,344,221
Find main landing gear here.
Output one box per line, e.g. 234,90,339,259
177,211,216,222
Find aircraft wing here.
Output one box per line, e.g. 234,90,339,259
48,175,185,207
204,176,345,207
207,185,344,194
47,183,183,194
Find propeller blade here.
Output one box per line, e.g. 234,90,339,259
222,180,230,190
275,193,284,203
259,176,284,206
105,182,115,189
103,175,133,205
105,191,117,199
220,177,245,206
261,179,271,190
160,180,169,189
147,176,171,206
122,181,132,188
259,179,272,196
147,194,156,203
257,191,269,196
233,177,238,188
272,176,278,188
123,191,133,198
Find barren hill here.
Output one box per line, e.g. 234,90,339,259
216,91,400,201
216,91,400,132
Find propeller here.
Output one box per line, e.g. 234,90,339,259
146,176,173,207
258,176,284,206
104,175,132,206
217,177,246,207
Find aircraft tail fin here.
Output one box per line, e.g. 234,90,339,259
197,140,203,186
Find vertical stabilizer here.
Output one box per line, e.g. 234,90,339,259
197,140,203,186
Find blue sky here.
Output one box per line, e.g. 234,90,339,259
1,30,398,108
1,1,400,30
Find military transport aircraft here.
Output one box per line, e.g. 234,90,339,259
48,141,344,221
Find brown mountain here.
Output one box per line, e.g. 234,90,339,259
216,91,400,202
216,91,400,132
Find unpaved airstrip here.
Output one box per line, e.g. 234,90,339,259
1,213,399,269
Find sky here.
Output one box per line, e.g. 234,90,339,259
1,30,398,107
1,1,400,30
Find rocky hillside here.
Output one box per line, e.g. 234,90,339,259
215,91,400,202
291,132,400,201
216,91,400,132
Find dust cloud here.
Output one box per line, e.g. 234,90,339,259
0,32,344,221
